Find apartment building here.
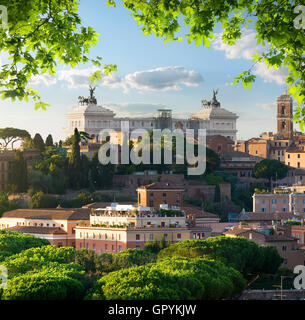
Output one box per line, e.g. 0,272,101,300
0,208,90,247
253,186,305,215
74,203,212,253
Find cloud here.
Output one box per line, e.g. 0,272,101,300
58,68,96,89
213,29,288,85
213,29,265,60
124,66,203,91
256,102,276,110
57,66,203,92
253,63,287,85
29,74,57,86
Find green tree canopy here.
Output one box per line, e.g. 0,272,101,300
33,133,45,152
0,127,30,149
0,231,49,262
45,134,54,147
157,237,283,276
90,257,246,300
253,159,289,189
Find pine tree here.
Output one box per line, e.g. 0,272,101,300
45,134,54,147
68,128,81,189
33,133,45,152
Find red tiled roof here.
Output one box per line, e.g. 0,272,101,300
1,208,90,220
137,182,185,190
5,226,67,235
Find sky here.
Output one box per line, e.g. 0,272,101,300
0,0,295,143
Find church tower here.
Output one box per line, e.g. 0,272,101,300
277,93,293,139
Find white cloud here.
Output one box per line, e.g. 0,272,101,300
213,29,288,86
253,62,287,85
57,66,203,92
213,29,265,60
58,68,96,89
124,66,203,91
256,101,276,110
29,74,57,86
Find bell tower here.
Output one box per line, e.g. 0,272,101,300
277,93,293,138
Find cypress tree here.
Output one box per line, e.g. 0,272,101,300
45,134,54,147
33,133,45,152
214,184,221,203
68,128,81,189
90,151,102,188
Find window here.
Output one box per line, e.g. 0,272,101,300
283,208,286,212
262,199,265,204
149,234,154,241
136,234,140,241
272,199,277,204
282,246,287,251
298,162,301,168
298,154,301,158
57,243,62,248
163,193,166,197
177,233,181,240
262,208,266,212
288,154,290,159
283,199,287,204
136,246,140,250
119,245,122,252
92,244,96,251
112,245,115,252
86,243,89,249
80,243,82,249
105,244,108,251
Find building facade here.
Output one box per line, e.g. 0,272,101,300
65,90,238,141
0,208,90,247
74,203,212,253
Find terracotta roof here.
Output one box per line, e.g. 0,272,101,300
223,227,264,236
1,208,90,220
5,226,67,235
183,206,219,219
137,182,185,190
220,150,263,161
265,235,296,242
